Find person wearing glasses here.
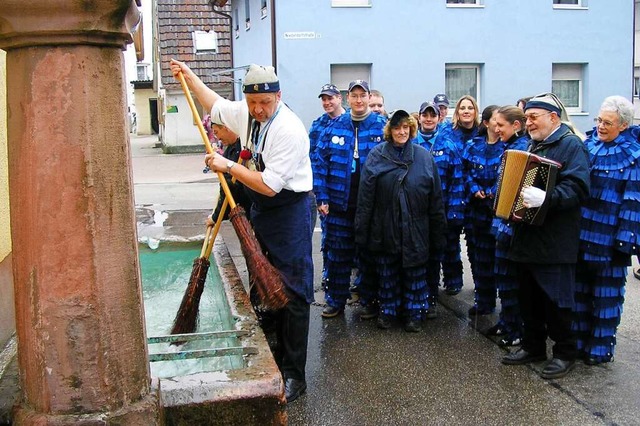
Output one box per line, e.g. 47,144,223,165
573,96,640,365
501,92,590,380
313,80,386,319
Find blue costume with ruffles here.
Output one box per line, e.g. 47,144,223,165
573,125,640,363
313,112,386,309
440,122,480,293
491,134,530,342
462,135,505,313
309,111,346,283
415,129,465,300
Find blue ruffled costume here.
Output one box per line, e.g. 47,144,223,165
573,126,640,363
462,136,505,313
415,129,466,299
313,112,386,309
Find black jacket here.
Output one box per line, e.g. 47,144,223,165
212,139,252,221
355,141,447,267
508,124,590,264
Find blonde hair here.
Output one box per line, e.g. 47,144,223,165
452,95,480,130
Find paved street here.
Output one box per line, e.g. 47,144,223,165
130,134,640,425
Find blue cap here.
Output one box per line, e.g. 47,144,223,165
348,80,370,93
318,83,340,97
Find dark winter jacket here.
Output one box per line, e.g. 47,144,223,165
354,141,447,267
507,124,590,264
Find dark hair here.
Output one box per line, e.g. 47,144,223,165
516,96,532,109
478,105,500,137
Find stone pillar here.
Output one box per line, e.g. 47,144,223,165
0,2,160,424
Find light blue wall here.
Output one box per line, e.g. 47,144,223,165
231,0,634,134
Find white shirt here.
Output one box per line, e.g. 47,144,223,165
211,99,312,193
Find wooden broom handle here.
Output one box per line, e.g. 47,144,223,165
177,71,237,209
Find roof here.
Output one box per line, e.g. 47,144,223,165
157,0,233,97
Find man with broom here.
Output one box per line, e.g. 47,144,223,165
170,59,314,404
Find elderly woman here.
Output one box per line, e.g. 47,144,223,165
573,96,640,365
355,110,447,332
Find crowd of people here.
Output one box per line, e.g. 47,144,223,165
310,82,640,381
170,57,639,401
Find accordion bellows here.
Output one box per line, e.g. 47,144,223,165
493,150,562,225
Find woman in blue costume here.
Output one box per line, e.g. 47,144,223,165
486,105,530,346
574,96,640,365
355,110,446,332
440,95,481,295
415,101,465,316
461,105,502,316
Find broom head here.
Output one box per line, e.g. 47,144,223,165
170,256,210,339
229,206,289,310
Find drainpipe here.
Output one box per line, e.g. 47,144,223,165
270,0,277,72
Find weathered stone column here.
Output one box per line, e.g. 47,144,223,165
0,2,160,424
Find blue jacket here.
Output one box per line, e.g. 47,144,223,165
309,112,344,155
579,126,640,262
312,112,386,211
355,141,447,267
508,124,590,264
415,129,465,227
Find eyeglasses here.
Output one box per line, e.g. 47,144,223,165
593,117,616,128
524,111,552,122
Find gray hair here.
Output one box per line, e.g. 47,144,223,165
599,95,634,126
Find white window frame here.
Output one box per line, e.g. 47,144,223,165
552,63,584,113
634,66,640,98
245,0,251,31
233,8,240,38
445,64,481,108
331,0,371,8
553,0,588,10
261,0,268,19
330,63,372,108
446,0,484,8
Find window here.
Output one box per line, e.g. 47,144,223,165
136,63,150,81
553,0,586,8
245,0,251,30
330,63,372,108
233,8,239,38
552,63,584,112
635,67,640,98
445,64,480,107
447,0,479,4
261,0,267,19
331,0,371,7
192,30,218,54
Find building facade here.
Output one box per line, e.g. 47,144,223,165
228,0,634,133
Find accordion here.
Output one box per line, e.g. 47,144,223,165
493,150,562,225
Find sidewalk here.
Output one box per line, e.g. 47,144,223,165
132,134,640,425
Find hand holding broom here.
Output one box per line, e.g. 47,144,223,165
176,70,289,311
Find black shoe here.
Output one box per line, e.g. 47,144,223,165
321,305,343,318
377,314,392,330
426,304,438,320
468,305,495,316
486,323,508,336
541,358,575,379
284,378,307,403
634,267,640,280
501,348,547,365
498,335,522,347
404,320,422,333
584,355,613,366
444,287,461,296
359,304,378,320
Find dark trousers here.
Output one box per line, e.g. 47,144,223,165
516,263,576,361
272,293,310,381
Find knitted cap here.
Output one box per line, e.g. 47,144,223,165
243,64,280,94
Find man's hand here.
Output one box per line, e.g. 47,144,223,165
521,186,546,208
204,152,228,173
318,203,329,216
